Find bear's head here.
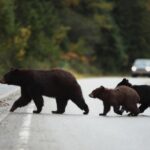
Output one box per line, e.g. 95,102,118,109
89,86,106,100
3,68,21,85
117,78,132,87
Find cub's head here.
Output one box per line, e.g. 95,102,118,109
117,78,132,87
89,86,106,99
3,68,21,85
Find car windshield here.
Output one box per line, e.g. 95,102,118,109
134,59,150,67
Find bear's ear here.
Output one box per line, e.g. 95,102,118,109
10,68,19,72
123,78,128,82
100,86,105,90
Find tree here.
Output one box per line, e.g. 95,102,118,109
113,0,150,67
92,1,126,72
15,0,62,68
0,0,19,74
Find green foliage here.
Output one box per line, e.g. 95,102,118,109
113,0,150,67
0,0,16,38
0,0,19,75
0,0,150,75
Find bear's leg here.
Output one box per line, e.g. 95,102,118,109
52,98,68,114
127,105,140,116
100,102,110,116
139,104,149,113
32,95,44,114
120,106,125,114
113,105,123,115
71,97,89,115
120,106,129,113
10,96,32,112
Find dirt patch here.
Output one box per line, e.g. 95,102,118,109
0,100,9,107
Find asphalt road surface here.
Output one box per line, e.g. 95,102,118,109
0,77,150,150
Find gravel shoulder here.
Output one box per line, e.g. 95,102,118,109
0,84,20,122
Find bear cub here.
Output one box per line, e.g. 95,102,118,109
117,78,150,113
2,68,89,115
89,85,140,116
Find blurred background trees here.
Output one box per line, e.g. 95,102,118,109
0,0,150,75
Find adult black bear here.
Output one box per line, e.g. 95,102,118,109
89,85,140,116
117,78,150,113
2,68,89,114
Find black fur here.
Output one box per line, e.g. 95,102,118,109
3,68,89,115
117,78,150,113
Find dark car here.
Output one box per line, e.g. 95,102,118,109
131,58,150,77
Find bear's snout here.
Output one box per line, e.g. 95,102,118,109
89,93,94,98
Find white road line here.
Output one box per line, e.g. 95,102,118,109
17,104,34,150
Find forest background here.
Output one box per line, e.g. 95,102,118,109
0,0,150,76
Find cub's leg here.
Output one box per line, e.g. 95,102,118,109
127,105,140,116
100,102,111,116
113,105,123,115
139,104,149,113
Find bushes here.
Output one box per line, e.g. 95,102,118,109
0,0,150,76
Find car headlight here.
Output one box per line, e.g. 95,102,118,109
145,66,150,72
131,66,136,72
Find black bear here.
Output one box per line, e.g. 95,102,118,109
2,68,89,114
89,85,140,116
117,78,150,113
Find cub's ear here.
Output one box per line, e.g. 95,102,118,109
100,86,105,90
123,78,128,82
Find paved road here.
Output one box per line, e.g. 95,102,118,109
0,77,150,150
